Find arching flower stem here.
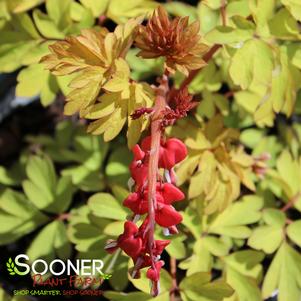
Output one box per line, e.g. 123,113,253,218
147,75,169,269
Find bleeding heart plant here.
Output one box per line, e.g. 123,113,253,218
41,5,269,298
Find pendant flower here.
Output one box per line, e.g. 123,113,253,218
141,136,187,170
105,136,187,295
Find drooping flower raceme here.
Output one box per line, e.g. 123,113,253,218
105,136,187,296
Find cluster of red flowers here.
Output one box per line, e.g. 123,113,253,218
105,136,187,296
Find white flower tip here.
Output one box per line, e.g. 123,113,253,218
127,177,135,191
163,227,170,236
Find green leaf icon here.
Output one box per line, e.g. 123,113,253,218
6,258,16,275
6,258,23,276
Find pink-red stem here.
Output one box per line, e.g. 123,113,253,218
147,78,168,267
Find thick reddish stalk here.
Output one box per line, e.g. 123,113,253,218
147,77,168,267
170,257,178,301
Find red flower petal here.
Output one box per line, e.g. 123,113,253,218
118,221,143,258
132,144,145,161
129,161,148,188
161,183,185,204
123,221,139,236
159,138,187,169
141,136,152,151
123,193,148,214
146,260,164,282
155,205,183,227
119,237,143,258
154,240,170,256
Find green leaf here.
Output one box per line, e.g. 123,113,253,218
108,256,129,291
224,250,264,279
262,242,301,301
27,220,71,261
79,0,109,17
197,2,220,35
164,1,197,20
249,0,274,36
13,13,41,39
240,129,265,149
281,0,301,21
16,63,58,106
88,193,128,220
229,39,274,90
225,267,262,301
292,48,301,69
33,9,65,39
180,272,234,301
205,26,253,44
0,189,49,245
164,235,186,259
207,195,263,238
179,239,212,275
287,220,301,247
55,176,73,213
46,0,72,29
130,268,172,295
8,0,44,13
23,155,57,212
268,8,299,39
273,149,301,200
105,146,131,186
189,61,222,93
181,205,202,239
68,205,109,254
0,39,37,72
106,0,157,24
248,209,285,254
226,1,251,18
202,0,223,10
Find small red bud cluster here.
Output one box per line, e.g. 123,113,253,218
252,152,271,179
162,87,198,128
130,107,154,120
105,135,187,296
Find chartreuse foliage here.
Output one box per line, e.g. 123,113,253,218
1,1,301,301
